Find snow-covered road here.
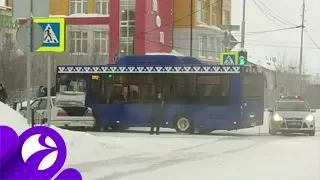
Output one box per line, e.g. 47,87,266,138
73,113,320,180
1,101,319,180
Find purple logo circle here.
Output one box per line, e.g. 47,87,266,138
0,126,82,179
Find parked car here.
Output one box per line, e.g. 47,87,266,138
19,91,96,130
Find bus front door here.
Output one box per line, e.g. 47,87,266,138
242,72,265,127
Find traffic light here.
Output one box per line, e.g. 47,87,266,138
238,50,247,65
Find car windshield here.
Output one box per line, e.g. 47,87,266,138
275,101,310,111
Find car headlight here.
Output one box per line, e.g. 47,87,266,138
273,113,283,121
305,114,314,121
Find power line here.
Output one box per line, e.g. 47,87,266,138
305,30,320,49
255,0,297,27
169,26,301,40
137,36,320,53
251,0,292,28
245,42,319,49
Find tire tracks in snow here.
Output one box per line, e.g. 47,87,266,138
70,135,242,173
91,136,277,180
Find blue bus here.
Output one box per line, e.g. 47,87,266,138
56,55,264,134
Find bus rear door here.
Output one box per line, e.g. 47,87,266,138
242,72,265,127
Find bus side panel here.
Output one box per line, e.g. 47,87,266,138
89,104,126,128
192,105,241,130
241,73,265,128
124,104,152,126
191,74,242,130
164,74,242,130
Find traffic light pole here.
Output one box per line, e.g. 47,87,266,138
240,0,246,48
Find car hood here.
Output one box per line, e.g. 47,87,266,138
55,91,85,106
275,111,311,118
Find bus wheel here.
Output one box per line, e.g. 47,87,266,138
175,117,193,133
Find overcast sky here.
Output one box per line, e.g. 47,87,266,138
232,0,320,73
2,0,319,73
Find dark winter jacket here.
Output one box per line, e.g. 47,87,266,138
0,84,8,103
151,94,164,121
37,86,46,97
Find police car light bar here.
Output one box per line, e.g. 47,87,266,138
280,95,302,100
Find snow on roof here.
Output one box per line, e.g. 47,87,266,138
146,49,184,56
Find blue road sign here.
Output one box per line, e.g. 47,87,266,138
34,18,65,52
219,51,238,65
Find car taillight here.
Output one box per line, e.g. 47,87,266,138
86,110,93,116
57,110,67,116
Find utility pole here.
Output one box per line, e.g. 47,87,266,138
240,0,246,48
190,0,193,56
298,0,305,95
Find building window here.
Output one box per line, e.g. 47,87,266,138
120,8,135,21
222,10,230,25
211,5,217,26
69,0,88,15
69,31,88,54
119,0,135,56
120,41,134,56
196,0,205,23
152,0,158,12
207,37,215,57
4,33,13,50
94,31,108,54
216,37,221,54
198,36,206,57
96,0,108,15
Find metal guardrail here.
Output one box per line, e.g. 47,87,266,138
30,110,47,127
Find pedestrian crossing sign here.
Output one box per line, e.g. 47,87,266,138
34,18,66,52
219,51,239,65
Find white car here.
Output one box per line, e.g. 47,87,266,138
20,91,96,129
266,95,316,136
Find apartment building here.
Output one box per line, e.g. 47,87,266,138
173,0,231,62
8,0,174,64
0,4,18,50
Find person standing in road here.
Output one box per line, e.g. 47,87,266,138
0,84,8,103
150,91,164,135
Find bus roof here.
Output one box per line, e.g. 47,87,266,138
116,55,202,65
57,65,241,74
57,55,242,74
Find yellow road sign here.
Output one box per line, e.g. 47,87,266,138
219,51,239,65
34,18,66,52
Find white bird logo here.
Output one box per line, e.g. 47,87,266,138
21,134,58,170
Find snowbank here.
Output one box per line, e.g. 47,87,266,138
0,102,120,164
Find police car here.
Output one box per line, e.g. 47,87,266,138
266,95,316,136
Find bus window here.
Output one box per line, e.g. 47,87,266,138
174,74,195,100
90,74,107,104
57,74,86,93
196,74,230,105
243,73,264,97
197,74,229,97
